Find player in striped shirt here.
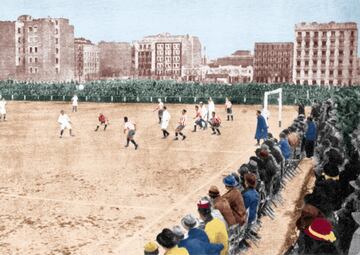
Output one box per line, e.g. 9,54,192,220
123,116,138,150
192,105,204,132
95,113,108,131
209,111,221,135
153,98,164,124
174,109,187,141
225,97,234,121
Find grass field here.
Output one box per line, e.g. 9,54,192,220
0,101,298,255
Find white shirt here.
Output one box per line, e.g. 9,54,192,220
0,100,6,111
225,100,232,109
162,110,171,123
261,109,270,126
124,121,135,130
58,114,70,125
201,105,207,119
208,101,215,114
72,95,78,106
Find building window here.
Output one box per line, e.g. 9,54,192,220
29,57,32,63
296,80,300,84
322,41,326,47
312,80,316,85
321,60,325,65
17,28,21,34
339,50,343,56
33,26,38,32
55,38,59,44
305,70,308,75
29,47,33,53
30,67,33,73
314,32,318,37
56,48,59,54
297,32,301,36
28,27,33,32
321,80,324,85
330,70,334,76
34,47,38,53
313,60,317,65
322,31,326,37
297,61,300,66
56,67,59,74
35,58,38,63
18,37,21,43
338,80,342,85
338,70,342,76
329,80,333,85
330,50,334,56
340,31,344,36
34,68,38,73
56,58,59,64
55,29,58,34
321,70,325,74
55,20,59,25
305,61,309,66
350,50,353,56
331,31,335,36
322,50,326,56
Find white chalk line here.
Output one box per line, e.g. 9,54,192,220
143,146,246,155
114,146,254,252
0,193,162,211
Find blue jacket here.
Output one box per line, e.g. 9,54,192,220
279,138,291,160
305,121,317,141
255,115,268,140
179,228,224,255
242,188,260,224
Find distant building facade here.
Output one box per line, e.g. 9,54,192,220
74,38,99,82
0,15,75,82
357,58,360,84
133,33,202,79
98,42,132,78
253,42,294,83
294,22,358,86
202,65,253,84
210,50,254,68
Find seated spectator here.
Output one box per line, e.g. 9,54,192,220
297,217,338,255
144,241,159,255
279,132,291,160
179,214,224,255
258,150,279,195
242,173,260,224
348,212,360,255
296,193,324,231
172,225,185,244
156,228,189,255
197,200,228,255
222,175,247,226
339,150,360,199
208,185,237,226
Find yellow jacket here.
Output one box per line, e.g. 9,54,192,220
165,246,189,255
205,218,229,255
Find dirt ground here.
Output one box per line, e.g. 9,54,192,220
0,101,299,255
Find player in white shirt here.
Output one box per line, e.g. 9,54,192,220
225,97,234,121
0,98,7,121
261,108,270,128
161,106,171,138
71,94,79,112
199,101,208,129
153,98,164,124
124,116,138,150
58,110,74,138
174,109,187,141
207,97,215,121
192,105,205,132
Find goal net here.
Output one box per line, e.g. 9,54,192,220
263,88,282,127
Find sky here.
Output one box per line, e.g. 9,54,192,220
1,0,359,59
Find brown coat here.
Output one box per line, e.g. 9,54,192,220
288,132,300,149
213,196,237,226
222,188,246,226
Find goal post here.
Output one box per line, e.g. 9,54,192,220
263,88,282,127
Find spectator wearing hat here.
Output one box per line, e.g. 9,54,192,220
255,110,268,146
296,193,324,231
179,214,224,255
197,200,228,255
208,186,237,226
172,226,185,244
144,241,159,255
304,117,317,158
200,196,227,228
297,217,338,255
348,212,360,255
156,228,189,255
222,175,247,226
279,132,292,160
339,151,360,200
242,173,260,224
258,150,279,195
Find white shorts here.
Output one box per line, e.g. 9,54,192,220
60,123,72,130
0,109,6,115
161,121,169,130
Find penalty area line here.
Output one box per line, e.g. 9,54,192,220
0,193,162,211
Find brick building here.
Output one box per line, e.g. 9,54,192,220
98,42,132,78
0,15,75,82
133,33,202,79
294,22,358,86
74,38,99,82
253,42,294,83
210,50,254,68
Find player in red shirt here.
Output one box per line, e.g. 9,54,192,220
209,111,221,135
95,113,109,131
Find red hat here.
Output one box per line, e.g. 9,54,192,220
259,150,269,158
197,199,210,209
304,218,336,242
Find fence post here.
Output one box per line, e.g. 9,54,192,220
179,96,181,103
11,95,14,100
24,95,26,101
85,96,88,101
124,96,126,102
244,97,246,103
50,95,53,101
165,97,167,102
150,96,153,102
136,96,139,102
62,95,65,101
111,96,113,102
194,96,197,103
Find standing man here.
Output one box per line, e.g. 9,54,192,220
192,105,203,132
95,113,108,131
153,98,164,124
58,110,74,138
255,110,268,145
208,97,215,122
161,106,171,138
200,101,208,129
209,111,221,135
124,116,138,150
175,109,187,141
71,94,78,112
225,97,234,121
304,116,317,158
298,102,305,116
0,97,7,121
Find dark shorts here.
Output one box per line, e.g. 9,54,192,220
158,109,163,117
227,108,232,114
127,130,136,139
176,125,185,132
